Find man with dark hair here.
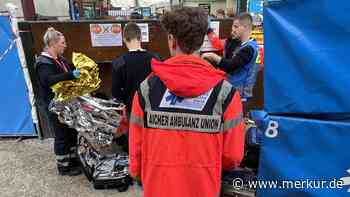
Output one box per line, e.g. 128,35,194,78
112,22,160,118
123,22,141,42
216,8,225,18
202,12,259,112
129,7,245,197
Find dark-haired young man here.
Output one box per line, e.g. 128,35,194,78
129,7,245,197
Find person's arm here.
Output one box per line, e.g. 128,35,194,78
129,92,144,179
37,62,75,87
207,28,224,52
218,45,254,73
224,38,241,59
149,51,163,61
111,58,126,103
222,90,245,170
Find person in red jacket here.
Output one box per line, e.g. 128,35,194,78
129,7,245,197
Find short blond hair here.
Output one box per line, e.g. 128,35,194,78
43,27,63,48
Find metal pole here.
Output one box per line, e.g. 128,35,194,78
21,0,36,20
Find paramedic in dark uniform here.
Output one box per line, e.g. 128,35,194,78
35,27,81,176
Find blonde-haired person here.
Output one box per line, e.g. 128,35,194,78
35,27,81,176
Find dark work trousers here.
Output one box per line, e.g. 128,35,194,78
48,111,78,168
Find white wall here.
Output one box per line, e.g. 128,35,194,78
111,0,134,7
150,2,171,14
0,0,70,20
211,1,226,15
0,0,24,17
34,0,70,19
171,0,180,6
140,0,169,7
111,0,169,7
183,0,237,15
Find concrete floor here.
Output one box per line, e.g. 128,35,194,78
0,138,142,197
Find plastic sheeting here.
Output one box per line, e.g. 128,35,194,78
264,0,350,114
252,112,350,196
0,15,35,136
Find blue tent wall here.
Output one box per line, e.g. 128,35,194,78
264,0,350,114
0,15,35,136
255,115,350,196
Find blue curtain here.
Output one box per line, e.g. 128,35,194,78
0,15,35,136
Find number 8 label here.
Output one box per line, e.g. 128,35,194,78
265,120,279,138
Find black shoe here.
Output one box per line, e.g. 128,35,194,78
69,166,82,176
70,158,81,168
58,166,82,176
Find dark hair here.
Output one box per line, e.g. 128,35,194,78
236,12,253,29
227,13,235,18
161,7,208,54
216,9,225,16
123,22,141,42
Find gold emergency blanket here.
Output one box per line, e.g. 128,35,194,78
51,53,101,101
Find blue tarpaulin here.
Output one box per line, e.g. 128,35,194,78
0,15,35,136
257,1,350,196
253,113,350,196
264,0,350,114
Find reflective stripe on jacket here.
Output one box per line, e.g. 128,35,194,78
129,57,245,197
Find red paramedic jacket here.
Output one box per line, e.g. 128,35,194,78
129,55,245,197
